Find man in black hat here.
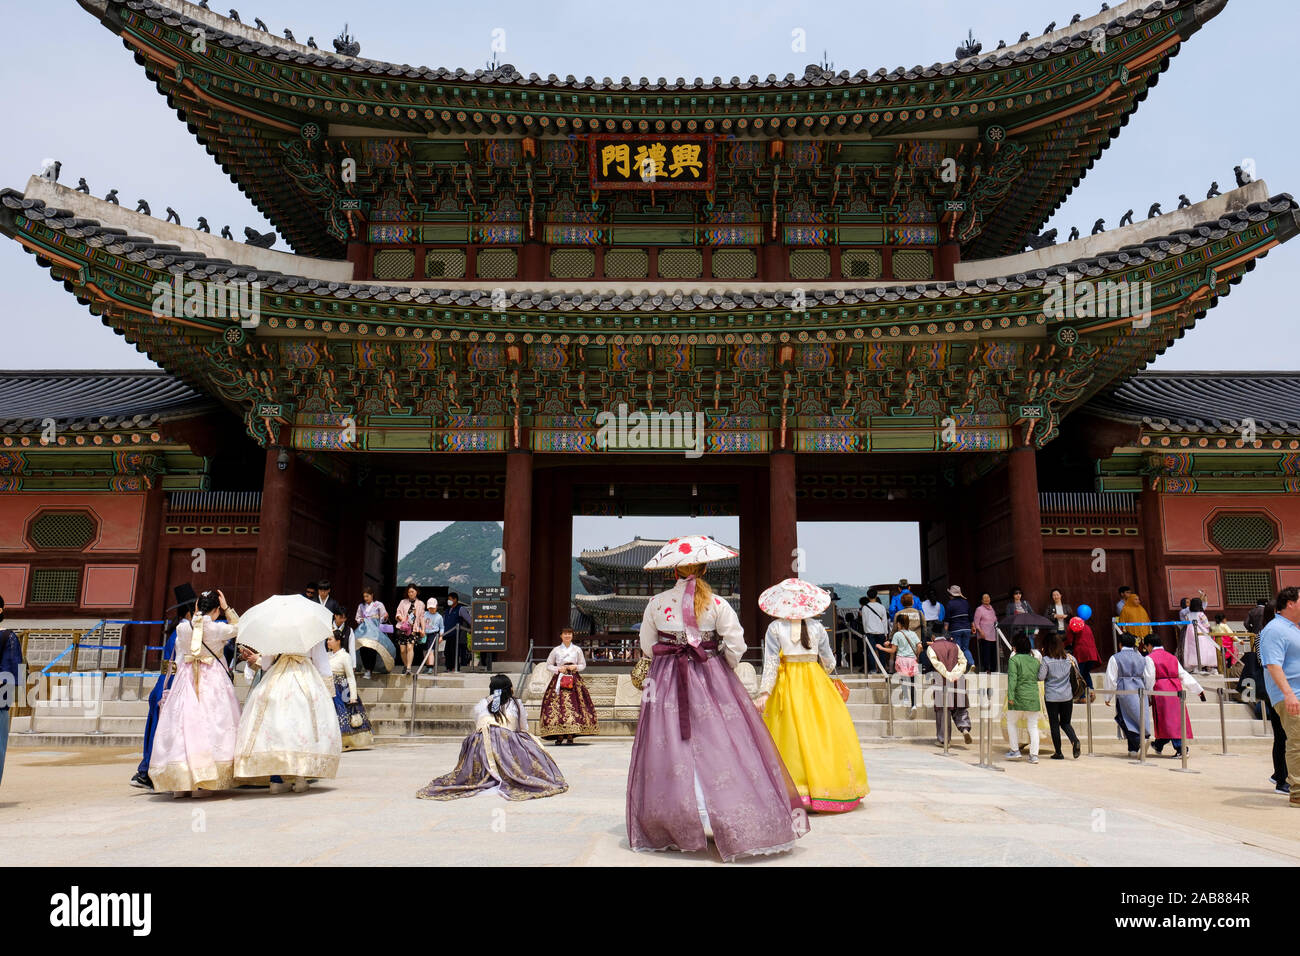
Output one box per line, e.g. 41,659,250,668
130,583,195,789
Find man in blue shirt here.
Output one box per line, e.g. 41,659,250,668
1259,586,1300,807
888,580,914,618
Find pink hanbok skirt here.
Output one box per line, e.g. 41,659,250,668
148,658,241,792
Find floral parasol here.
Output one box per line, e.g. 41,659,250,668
758,578,832,620
642,535,738,570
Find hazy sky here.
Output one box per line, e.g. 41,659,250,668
2,1,1293,586
1,0,1296,370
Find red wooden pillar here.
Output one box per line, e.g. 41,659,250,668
738,470,762,645
936,240,961,281
769,451,798,590
1008,445,1045,604
130,484,167,661
503,450,533,660
254,445,294,600
1139,485,1169,620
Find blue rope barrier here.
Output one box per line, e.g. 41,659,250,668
1116,620,1187,628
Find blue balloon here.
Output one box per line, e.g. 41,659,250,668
1077,604,1092,621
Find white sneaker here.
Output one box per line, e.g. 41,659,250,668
1004,750,1021,760
363,671,372,680
1028,755,1039,764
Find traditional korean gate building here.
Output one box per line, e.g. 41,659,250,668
3,0,1299,663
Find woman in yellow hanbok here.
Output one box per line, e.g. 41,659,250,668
755,578,868,813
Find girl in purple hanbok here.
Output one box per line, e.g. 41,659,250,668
626,535,806,862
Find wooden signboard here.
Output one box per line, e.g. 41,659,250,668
588,134,715,190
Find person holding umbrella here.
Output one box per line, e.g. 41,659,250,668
755,578,868,813
626,535,805,862
234,594,342,793
1000,590,1056,654
148,590,243,796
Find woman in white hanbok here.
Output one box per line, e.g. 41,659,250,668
234,636,342,793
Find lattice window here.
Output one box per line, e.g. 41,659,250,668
789,250,830,279
476,249,518,279
28,511,96,550
604,249,648,279
658,249,703,279
1224,570,1274,606
843,249,882,279
550,249,596,279
372,249,415,280
1209,513,1279,553
424,249,467,279
30,568,80,604
892,250,934,280
712,249,756,279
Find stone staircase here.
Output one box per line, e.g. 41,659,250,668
9,666,1271,749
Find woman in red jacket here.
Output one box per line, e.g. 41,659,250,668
1068,616,1100,689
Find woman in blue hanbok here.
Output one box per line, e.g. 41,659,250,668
354,587,395,679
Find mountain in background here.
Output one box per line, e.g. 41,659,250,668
396,521,502,589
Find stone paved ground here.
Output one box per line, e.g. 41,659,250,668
3,737,1296,866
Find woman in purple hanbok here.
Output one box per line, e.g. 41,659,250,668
626,535,806,862
416,674,567,801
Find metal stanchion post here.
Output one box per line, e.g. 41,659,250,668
1215,686,1238,757
1172,689,1198,774
1135,688,1154,767
1085,685,1097,757
881,673,899,740
401,670,424,738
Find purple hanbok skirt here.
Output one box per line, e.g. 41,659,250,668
416,724,568,801
626,642,807,861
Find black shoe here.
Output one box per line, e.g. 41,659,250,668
130,772,153,790
1277,783,1292,795
1152,743,1165,755
1050,752,1065,760
1072,740,1081,759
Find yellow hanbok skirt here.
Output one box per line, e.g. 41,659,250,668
763,659,869,813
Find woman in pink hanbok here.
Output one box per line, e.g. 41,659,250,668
626,536,806,862
148,590,242,796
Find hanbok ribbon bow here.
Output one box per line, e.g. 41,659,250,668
185,614,206,698
653,634,718,741
681,576,702,648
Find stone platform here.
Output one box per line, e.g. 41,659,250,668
1,736,1295,867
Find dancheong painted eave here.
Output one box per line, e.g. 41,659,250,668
78,0,1227,258
1,177,1294,454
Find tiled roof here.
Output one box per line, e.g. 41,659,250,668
578,538,740,571
1087,372,1300,435
113,0,1203,93
0,370,213,430
6,187,1291,315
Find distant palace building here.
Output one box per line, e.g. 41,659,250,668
574,538,741,634
2,1,1300,665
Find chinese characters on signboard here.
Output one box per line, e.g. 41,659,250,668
588,135,715,190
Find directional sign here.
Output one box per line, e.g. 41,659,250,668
473,586,507,601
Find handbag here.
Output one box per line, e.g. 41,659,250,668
630,656,651,690
1068,658,1091,703
559,674,574,689
349,712,364,729
831,677,850,703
